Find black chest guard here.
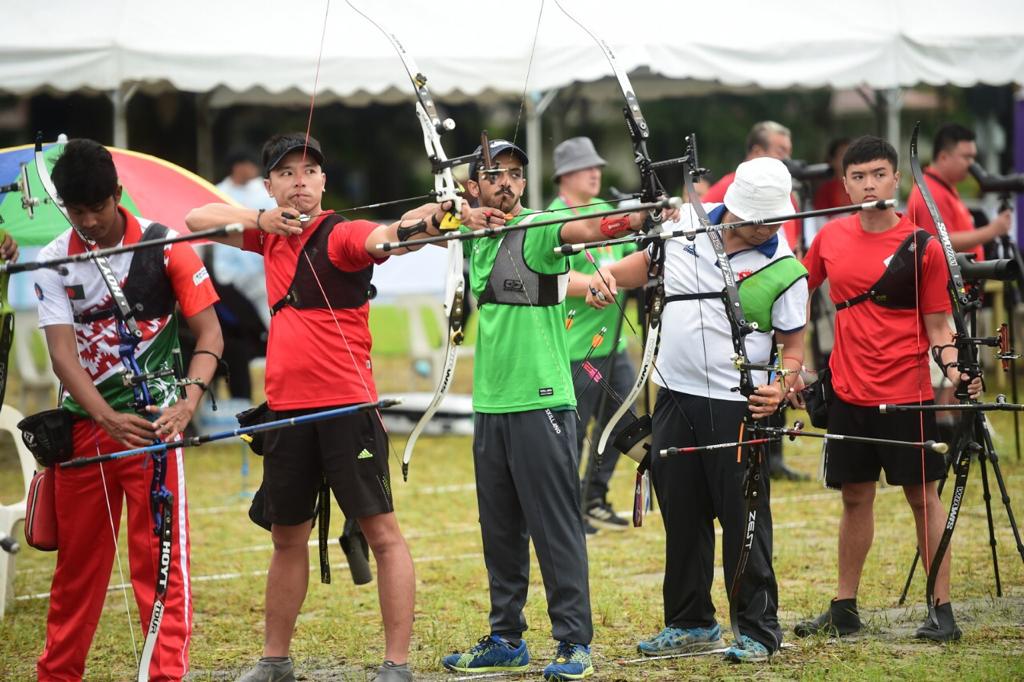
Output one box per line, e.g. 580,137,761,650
73,222,176,325
270,213,377,316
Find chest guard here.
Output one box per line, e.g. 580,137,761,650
270,213,376,316
664,256,807,333
73,222,176,325
477,227,568,307
735,256,809,332
835,229,931,312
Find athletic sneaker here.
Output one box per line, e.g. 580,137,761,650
723,635,770,663
794,597,863,637
585,499,629,530
914,602,962,642
636,624,724,656
441,634,530,673
542,641,594,680
373,660,413,681
235,657,296,682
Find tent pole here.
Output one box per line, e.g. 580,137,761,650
526,89,558,209
109,83,137,149
195,92,216,181
882,87,903,155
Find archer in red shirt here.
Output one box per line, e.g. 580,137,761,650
187,132,493,682
799,135,980,644
906,123,1013,262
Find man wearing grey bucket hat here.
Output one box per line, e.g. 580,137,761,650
547,136,645,534
585,156,809,664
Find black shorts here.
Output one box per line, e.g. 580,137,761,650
259,406,393,525
823,396,946,489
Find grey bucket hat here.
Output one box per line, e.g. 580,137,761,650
553,136,607,180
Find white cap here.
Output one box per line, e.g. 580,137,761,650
723,157,793,223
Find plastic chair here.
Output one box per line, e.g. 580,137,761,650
0,405,37,617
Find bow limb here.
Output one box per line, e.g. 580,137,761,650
344,1,467,480
553,1,688,465
0,233,13,408
908,121,978,625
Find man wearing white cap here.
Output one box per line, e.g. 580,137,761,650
586,157,808,663
547,136,648,533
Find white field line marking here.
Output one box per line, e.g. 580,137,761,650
16,551,485,602
220,523,481,555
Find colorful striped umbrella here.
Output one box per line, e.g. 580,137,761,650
0,140,236,246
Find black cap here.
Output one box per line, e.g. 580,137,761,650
261,133,325,177
468,139,529,179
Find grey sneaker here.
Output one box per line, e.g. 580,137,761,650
235,657,296,682
374,660,413,681
585,499,629,530
637,624,724,656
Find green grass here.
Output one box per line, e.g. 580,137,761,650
1,409,1022,680
2,303,1022,679
368,305,410,356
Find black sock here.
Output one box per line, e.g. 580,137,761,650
260,656,291,664
383,660,409,669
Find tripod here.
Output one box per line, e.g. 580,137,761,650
897,283,1024,605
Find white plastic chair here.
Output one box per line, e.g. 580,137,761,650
0,405,37,617
13,309,59,414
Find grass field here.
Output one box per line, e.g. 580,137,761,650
1,305,1022,680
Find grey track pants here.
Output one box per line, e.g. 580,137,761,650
472,408,593,644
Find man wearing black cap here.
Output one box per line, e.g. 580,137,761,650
546,136,644,533
440,138,671,681
187,132,479,682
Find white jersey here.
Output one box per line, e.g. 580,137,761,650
653,203,808,401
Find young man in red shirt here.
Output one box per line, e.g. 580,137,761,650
798,135,980,643
187,133,479,682
906,123,1013,262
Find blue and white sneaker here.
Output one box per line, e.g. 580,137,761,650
542,641,593,681
636,624,725,656
723,634,770,663
441,634,529,673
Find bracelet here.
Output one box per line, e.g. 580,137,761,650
256,208,266,230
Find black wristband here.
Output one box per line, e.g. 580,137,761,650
256,208,266,230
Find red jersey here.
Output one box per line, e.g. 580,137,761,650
803,213,951,406
704,170,801,250
906,169,982,262
813,178,849,210
243,213,386,410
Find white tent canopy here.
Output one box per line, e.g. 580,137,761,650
3,0,1023,99
3,1,1021,298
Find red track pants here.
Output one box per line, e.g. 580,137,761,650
37,420,192,681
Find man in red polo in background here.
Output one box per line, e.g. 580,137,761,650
704,121,801,253
906,123,1014,427
907,122,1013,261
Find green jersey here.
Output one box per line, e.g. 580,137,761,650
464,209,574,413
547,196,635,360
